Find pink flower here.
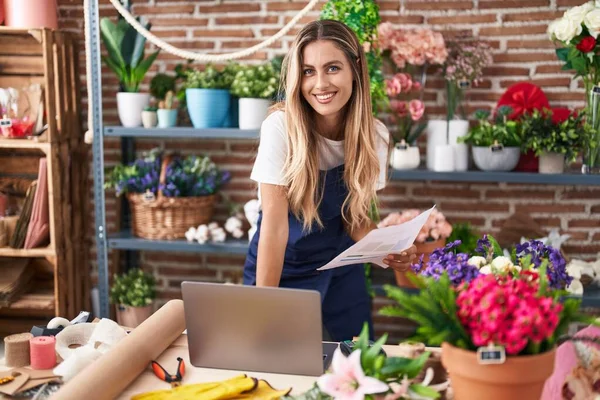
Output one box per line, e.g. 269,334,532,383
412,81,422,91
394,73,413,92
408,100,425,121
391,100,408,118
385,79,402,97
318,349,388,400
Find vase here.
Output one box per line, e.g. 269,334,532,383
539,152,565,174
116,92,150,127
426,120,469,171
157,109,177,128
186,88,230,128
441,343,555,400
115,304,153,328
583,85,600,174
472,146,521,171
239,98,271,130
141,110,157,128
394,238,446,288
389,141,420,170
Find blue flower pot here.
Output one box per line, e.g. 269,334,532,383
157,109,177,128
223,95,239,128
185,88,231,128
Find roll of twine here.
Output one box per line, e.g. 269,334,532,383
30,336,56,370
4,332,33,367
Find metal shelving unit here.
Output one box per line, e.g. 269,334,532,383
88,0,600,317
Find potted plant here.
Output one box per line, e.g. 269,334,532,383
100,1,159,128
230,63,279,130
521,108,586,174
380,235,590,400
109,268,156,328
141,105,157,128
284,323,444,400
321,0,386,113
459,107,523,172
428,37,493,172
378,208,452,287
150,73,177,128
183,63,239,128
104,149,231,240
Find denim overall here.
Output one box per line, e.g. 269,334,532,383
243,164,373,341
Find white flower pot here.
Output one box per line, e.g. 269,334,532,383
433,144,455,172
426,120,469,171
389,142,420,170
117,92,150,127
141,111,157,128
472,146,521,171
539,152,565,174
238,98,271,130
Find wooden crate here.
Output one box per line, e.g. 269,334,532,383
0,28,89,336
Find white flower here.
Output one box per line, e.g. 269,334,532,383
565,2,595,25
232,229,244,239
467,256,487,269
244,199,260,226
553,17,584,43
224,216,242,234
566,279,584,296
566,262,583,280
585,9,600,37
479,265,492,275
208,222,219,231
195,224,209,244
185,227,197,242
211,227,227,243
491,256,514,273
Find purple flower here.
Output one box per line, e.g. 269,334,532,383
516,239,572,289
412,240,480,286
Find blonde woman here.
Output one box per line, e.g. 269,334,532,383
243,20,417,341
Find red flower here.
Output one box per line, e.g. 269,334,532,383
576,36,596,53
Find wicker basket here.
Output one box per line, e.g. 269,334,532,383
127,155,217,240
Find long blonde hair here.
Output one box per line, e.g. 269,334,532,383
277,20,381,233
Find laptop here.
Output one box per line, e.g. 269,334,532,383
181,281,337,376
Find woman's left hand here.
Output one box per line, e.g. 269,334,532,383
383,244,418,272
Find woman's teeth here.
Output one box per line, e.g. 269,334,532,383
315,92,336,102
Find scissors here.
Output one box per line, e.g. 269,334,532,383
151,357,186,388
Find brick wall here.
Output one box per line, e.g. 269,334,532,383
56,0,600,342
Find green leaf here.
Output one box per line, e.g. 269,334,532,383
100,18,126,69
556,47,569,62
487,235,504,258
133,50,160,90
409,384,441,399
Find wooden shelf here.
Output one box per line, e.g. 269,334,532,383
0,246,56,257
0,288,55,318
0,138,50,151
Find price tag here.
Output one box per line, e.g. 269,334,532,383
395,142,408,150
477,344,506,365
490,143,504,152
593,86,600,95
0,119,12,128
142,190,156,202
459,80,471,89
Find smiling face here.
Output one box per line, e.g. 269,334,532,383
300,40,354,127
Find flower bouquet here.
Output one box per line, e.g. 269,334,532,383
379,209,452,287
548,1,600,173
105,149,230,240
381,235,595,400
284,324,445,400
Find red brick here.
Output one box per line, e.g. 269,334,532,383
568,219,600,228
222,40,283,49
535,64,564,74
441,202,509,212
168,41,216,50
515,204,586,213
592,205,600,213
133,5,195,14
378,1,401,11
145,253,203,264
161,268,217,278
230,143,259,152
561,189,600,200
404,1,473,11
484,189,556,200
206,255,246,264
469,92,502,102
593,232,600,241
493,53,558,63
379,185,407,196
268,2,316,11
500,77,571,89
546,92,588,102
229,170,253,179
200,3,261,13
151,18,209,27
483,66,531,76
226,181,257,191
262,27,301,37
565,231,591,241
283,16,319,25
447,216,486,227
152,30,188,38
215,16,279,25
157,290,182,300
428,14,497,25
557,0,587,6
479,0,548,8
167,141,227,152
534,217,562,227
506,39,557,49
380,15,425,24
193,29,255,39
503,11,563,22
480,25,548,36
563,244,600,255
413,188,481,199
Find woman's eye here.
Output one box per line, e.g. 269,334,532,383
303,69,313,75
328,66,340,72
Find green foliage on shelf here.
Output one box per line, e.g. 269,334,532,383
109,268,156,307
447,222,479,254
183,63,241,90
150,73,176,100
459,107,523,147
230,63,280,99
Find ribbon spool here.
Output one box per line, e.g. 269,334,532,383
4,332,33,367
30,336,56,370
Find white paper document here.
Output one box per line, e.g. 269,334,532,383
317,205,436,271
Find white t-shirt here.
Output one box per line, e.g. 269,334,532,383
250,110,390,192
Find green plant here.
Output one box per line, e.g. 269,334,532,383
109,268,156,307
150,73,176,101
320,0,385,113
143,106,157,112
459,106,523,147
100,1,159,93
158,91,175,110
230,63,280,99
447,223,479,254
521,108,586,163
183,62,241,90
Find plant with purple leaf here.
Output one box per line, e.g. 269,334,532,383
515,239,572,290
412,240,480,286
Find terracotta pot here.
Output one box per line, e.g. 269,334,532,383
441,343,555,400
116,304,153,328
394,238,446,288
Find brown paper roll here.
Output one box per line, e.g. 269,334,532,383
5,332,33,368
54,299,185,400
